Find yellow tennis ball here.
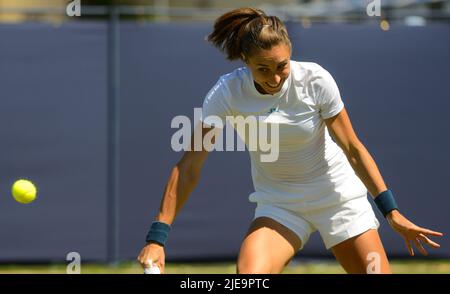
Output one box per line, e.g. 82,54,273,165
12,179,37,204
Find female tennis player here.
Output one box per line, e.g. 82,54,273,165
138,7,443,274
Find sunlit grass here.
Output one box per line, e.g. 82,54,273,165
0,259,448,274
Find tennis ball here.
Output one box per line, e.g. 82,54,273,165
11,179,37,204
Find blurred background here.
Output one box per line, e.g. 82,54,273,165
0,0,449,273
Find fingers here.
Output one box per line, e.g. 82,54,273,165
137,256,149,268
145,258,154,268
418,227,444,237
413,238,428,256
404,239,414,256
137,251,156,268
418,233,441,248
137,248,165,273
405,232,441,257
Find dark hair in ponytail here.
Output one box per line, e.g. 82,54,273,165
206,7,291,61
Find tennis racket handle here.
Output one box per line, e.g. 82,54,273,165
144,266,161,274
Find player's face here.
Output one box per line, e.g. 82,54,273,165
244,43,291,95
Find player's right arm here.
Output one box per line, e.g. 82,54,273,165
137,123,217,272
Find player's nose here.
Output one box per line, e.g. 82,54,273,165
268,74,282,86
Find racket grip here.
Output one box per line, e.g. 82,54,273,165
144,259,161,274
144,266,161,274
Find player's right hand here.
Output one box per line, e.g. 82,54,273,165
137,242,166,273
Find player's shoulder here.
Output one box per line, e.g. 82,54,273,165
211,67,248,97
205,67,246,103
218,67,248,86
291,61,328,77
292,61,335,87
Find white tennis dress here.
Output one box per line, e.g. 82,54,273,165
201,61,379,249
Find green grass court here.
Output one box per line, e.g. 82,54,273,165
1,260,449,274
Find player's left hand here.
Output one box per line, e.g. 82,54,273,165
387,210,443,256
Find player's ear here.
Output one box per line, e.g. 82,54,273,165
241,53,247,64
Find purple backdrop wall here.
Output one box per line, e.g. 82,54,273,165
0,22,449,262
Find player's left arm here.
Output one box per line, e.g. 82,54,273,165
325,107,443,256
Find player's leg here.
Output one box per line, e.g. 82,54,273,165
237,216,302,274
309,195,389,274
331,229,391,274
